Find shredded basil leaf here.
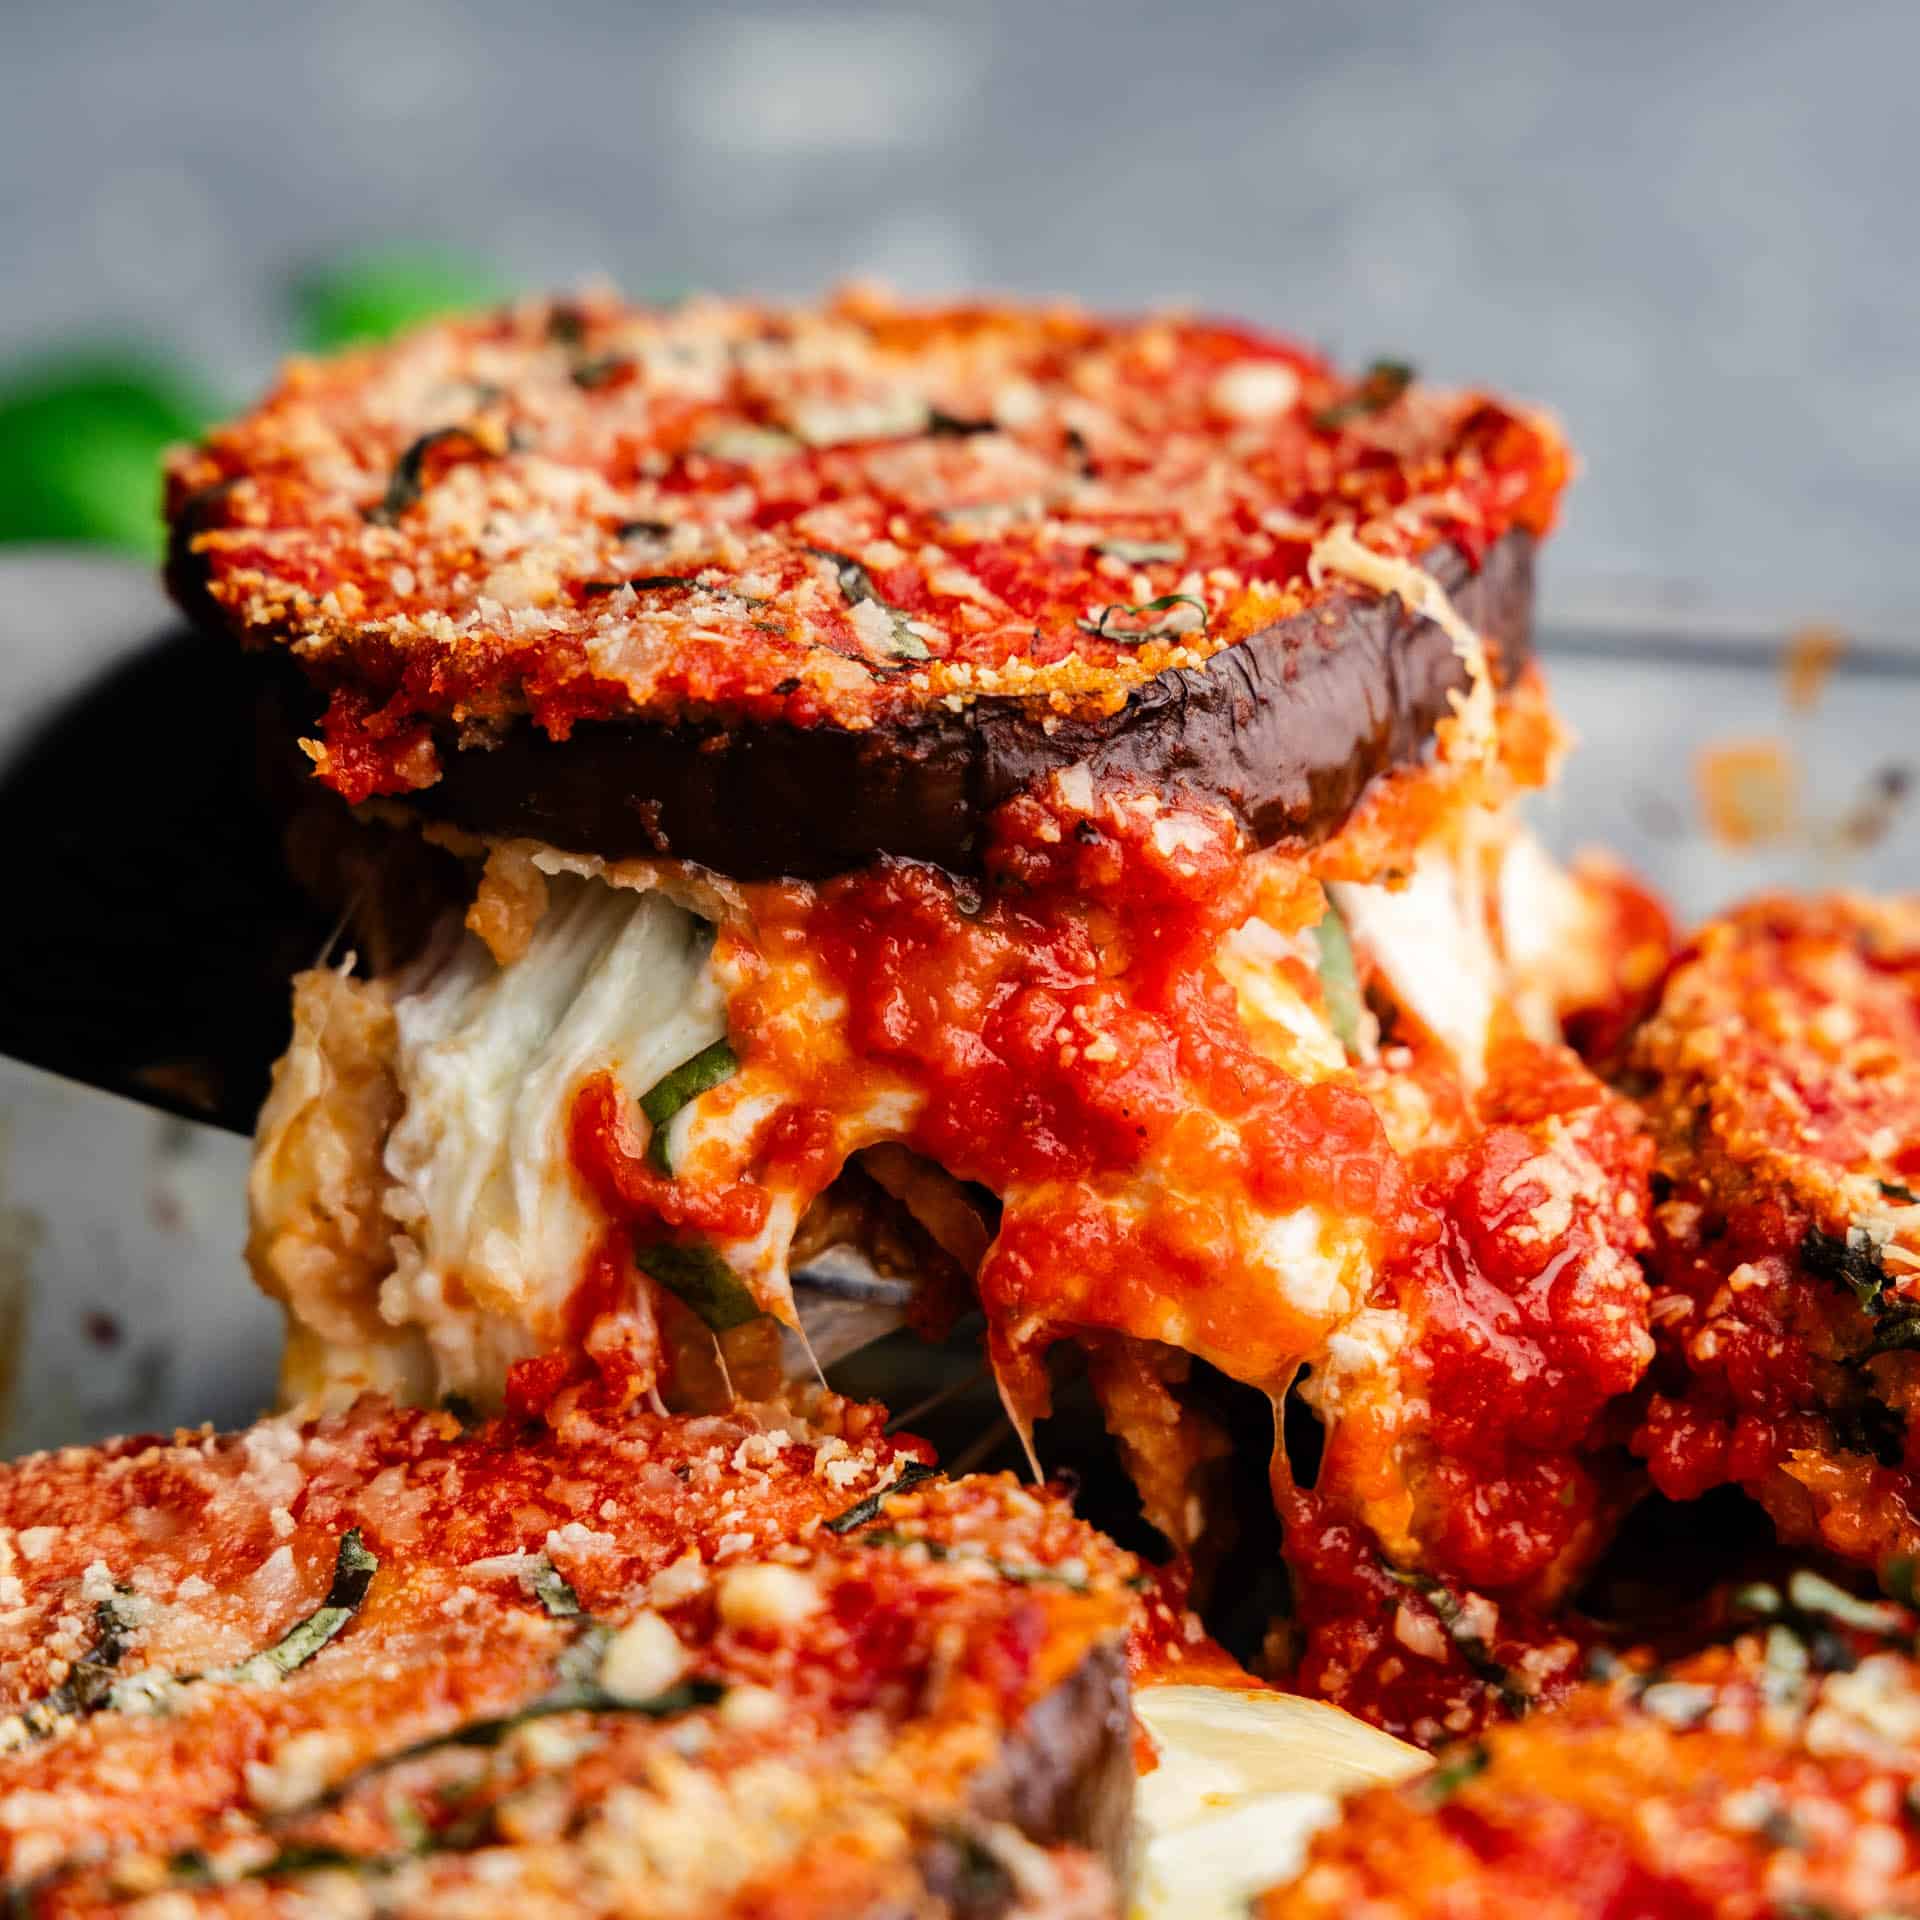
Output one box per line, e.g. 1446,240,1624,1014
1092,537,1185,565
1382,1564,1528,1715
223,1531,379,1687
1881,1180,1918,1204
581,572,703,598
1805,1224,1890,1313
638,1038,740,1175
1420,1743,1488,1802
570,352,631,390
366,426,484,525
823,1462,941,1535
1863,1305,1920,1360
15,1594,138,1741
1075,594,1207,644
1310,905,1364,1054
634,1239,762,1333
1312,359,1414,430
617,517,675,540
530,1557,582,1620
927,408,998,436
807,546,933,661
859,1531,1088,1590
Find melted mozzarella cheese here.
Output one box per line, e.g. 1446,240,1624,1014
1332,847,1500,1085
379,875,728,1397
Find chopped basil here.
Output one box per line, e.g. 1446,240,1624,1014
858,1530,1088,1590
1381,1564,1528,1715
1881,1180,1919,1203
1420,1743,1488,1802
223,1531,379,1687
617,517,676,540
366,426,484,526
581,573,703,598
530,1557,582,1620
1311,359,1414,430
1862,1306,1920,1360
927,408,999,436
11,1534,376,1754
1310,904,1364,1054
807,546,933,661
823,1462,942,1535
638,1037,740,1174
570,353,631,390
1076,594,1207,644
15,1594,138,1741
634,1239,762,1333
1092,538,1185,566
1803,1223,1889,1312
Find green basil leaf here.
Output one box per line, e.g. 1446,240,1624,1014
1805,1224,1889,1313
1310,904,1364,1054
1312,359,1415,430
288,254,507,352
638,1038,740,1174
366,426,485,526
0,355,216,559
823,1462,942,1534
223,1530,379,1686
807,546,933,660
1075,594,1207,644
530,1557,582,1620
634,1239,762,1333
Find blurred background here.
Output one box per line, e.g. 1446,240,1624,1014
5,0,1920,610
1,0,1916,1451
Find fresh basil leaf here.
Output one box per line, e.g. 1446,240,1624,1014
858,1531,1088,1590
638,1038,739,1174
0,355,215,559
530,1557,582,1620
366,426,485,526
1310,904,1364,1053
823,1462,941,1534
1075,594,1207,644
807,546,933,660
1880,1180,1918,1204
288,254,507,352
15,1593,139,1740
1312,359,1415,430
1805,1224,1889,1313
634,1239,762,1333
1420,1743,1488,1802
223,1530,379,1686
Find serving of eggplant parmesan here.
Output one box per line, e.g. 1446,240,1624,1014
1628,895,1920,1581
1263,1571,1920,1919
0,1392,1141,1919
157,286,1687,1748
5,273,1920,1918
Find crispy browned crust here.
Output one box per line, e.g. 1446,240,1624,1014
1264,1592,1920,1919
166,289,1564,876
1,1396,1138,1920
394,531,1533,877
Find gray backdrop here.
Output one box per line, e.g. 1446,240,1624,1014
6,0,1918,621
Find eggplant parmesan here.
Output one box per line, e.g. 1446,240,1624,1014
168,289,1667,1740
1628,894,1920,1583
1263,1572,1920,1919
0,1393,1138,1919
